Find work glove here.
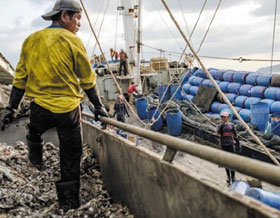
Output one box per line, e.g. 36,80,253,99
84,85,109,122
1,86,25,131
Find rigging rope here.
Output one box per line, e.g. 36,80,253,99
161,0,280,166
270,0,278,74
178,0,191,38
114,0,119,51
80,0,147,127
91,0,110,57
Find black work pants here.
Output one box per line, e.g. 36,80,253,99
119,60,127,76
28,102,82,182
221,145,235,179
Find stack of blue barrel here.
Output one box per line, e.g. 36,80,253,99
181,68,280,135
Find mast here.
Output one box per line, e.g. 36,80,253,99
136,0,142,91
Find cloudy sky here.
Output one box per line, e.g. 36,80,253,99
0,0,279,72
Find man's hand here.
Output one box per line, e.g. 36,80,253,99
94,106,109,122
0,107,15,131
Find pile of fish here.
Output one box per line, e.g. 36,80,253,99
0,141,133,217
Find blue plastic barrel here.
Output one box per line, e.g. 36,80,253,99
170,84,182,100
165,110,182,136
159,85,170,103
136,98,148,120
271,101,280,114
183,95,194,101
227,83,242,94
222,70,235,82
230,180,250,195
211,102,221,113
208,80,220,88
251,102,269,131
246,188,280,210
264,87,279,100
276,89,280,101
233,72,248,84
219,81,230,92
189,86,199,96
188,76,195,85
189,76,204,86
202,79,211,87
234,96,248,108
179,72,191,86
271,115,280,136
239,109,251,122
239,84,253,96
256,74,272,87
246,73,259,85
210,69,225,80
182,83,191,94
147,107,162,131
260,99,275,113
193,69,207,78
245,97,261,109
250,86,266,98
225,93,237,103
233,107,242,119
218,104,230,113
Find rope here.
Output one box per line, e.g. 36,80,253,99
200,55,280,62
178,0,208,63
80,0,147,127
91,0,110,57
161,0,280,166
270,0,278,74
196,0,221,54
178,0,191,37
114,0,119,51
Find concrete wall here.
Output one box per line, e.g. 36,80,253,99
82,121,280,218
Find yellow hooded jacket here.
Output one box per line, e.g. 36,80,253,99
13,26,96,113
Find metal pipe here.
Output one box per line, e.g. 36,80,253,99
82,112,280,187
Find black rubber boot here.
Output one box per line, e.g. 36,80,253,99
56,180,80,212
26,136,43,170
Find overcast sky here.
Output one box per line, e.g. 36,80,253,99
0,0,279,72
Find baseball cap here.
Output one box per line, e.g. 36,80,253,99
220,111,229,117
42,0,82,21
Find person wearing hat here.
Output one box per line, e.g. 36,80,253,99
119,49,128,76
0,0,108,212
215,111,238,186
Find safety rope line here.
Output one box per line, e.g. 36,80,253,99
178,0,208,63
150,0,184,52
270,0,278,74
80,0,147,127
196,0,221,54
200,55,280,62
178,0,191,38
91,0,110,57
161,0,280,166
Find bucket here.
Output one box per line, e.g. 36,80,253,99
222,70,235,82
147,107,162,131
219,81,230,92
227,82,241,94
189,86,199,96
232,71,248,84
246,188,280,210
271,115,280,136
170,84,182,100
210,101,221,113
271,101,280,114
245,97,261,109
165,110,182,136
251,102,269,131
264,87,279,100
250,86,266,98
246,73,259,85
190,76,204,86
234,96,248,108
225,93,237,103
210,69,225,80
182,83,191,94
230,180,250,195
239,109,251,122
256,74,272,87
239,84,253,96
135,97,148,120
159,85,170,103
260,99,275,113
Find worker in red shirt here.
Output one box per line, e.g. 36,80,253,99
128,82,139,104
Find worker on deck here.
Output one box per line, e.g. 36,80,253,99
110,48,115,62
0,0,108,212
119,49,128,76
215,111,238,186
114,50,119,62
113,95,129,123
128,81,139,105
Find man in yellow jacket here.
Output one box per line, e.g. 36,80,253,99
0,0,108,211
